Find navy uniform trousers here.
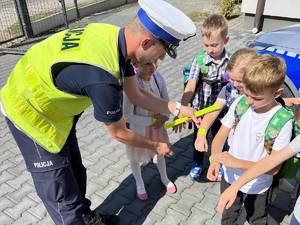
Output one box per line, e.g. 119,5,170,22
6,117,92,225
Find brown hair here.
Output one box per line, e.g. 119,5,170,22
243,54,286,95
201,14,228,39
227,48,256,73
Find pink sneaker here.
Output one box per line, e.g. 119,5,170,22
166,182,177,194
137,192,148,201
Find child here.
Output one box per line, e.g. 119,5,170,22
217,107,300,225
207,54,293,225
194,48,256,153
195,48,300,154
180,14,230,181
123,62,176,201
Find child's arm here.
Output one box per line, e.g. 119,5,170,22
181,78,197,106
207,125,231,181
283,97,300,106
212,152,255,170
213,114,293,172
212,150,281,174
211,125,231,155
181,57,200,107
207,97,240,181
217,145,295,214
174,59,200,133
173,78,197,133
195,99,225,152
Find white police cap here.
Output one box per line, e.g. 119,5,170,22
138,0,196,58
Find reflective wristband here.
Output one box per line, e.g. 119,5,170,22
197,128,207,136
209,156,214,164
173,102,181,117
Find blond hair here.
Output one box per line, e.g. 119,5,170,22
201,14,228,38
243,54,286,95
227,48,256,73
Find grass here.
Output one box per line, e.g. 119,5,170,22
188,4,242,23
188,11,211,22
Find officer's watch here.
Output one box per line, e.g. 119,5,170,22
173,102,181,117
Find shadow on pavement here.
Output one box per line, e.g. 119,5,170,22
94,133,213,225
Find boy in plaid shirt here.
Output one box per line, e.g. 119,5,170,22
180,14,230,181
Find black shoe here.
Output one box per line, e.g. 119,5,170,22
83,211,119,225
83,212,104,225
98,213,119,225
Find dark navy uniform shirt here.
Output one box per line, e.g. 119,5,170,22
52,28,134,123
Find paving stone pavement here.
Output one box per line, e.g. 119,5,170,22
0,1,296,225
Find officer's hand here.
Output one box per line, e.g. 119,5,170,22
155,142,173,157
179,105,201,127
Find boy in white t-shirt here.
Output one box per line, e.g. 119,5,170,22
207,54,293,225
217,106,300,224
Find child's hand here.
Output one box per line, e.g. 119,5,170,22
194,135,208,152
207,161,220,181
151,115,169,129
217,184,239,214
284,97,300,106
212,152,241,169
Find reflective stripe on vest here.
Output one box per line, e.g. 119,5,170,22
0,23,121,153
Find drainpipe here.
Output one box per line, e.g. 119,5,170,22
252,0,266,33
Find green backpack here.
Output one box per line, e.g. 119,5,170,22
234,96,300,179
182,50,208,87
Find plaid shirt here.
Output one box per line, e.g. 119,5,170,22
189,50,230,110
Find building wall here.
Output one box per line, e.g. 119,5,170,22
242,0,300,19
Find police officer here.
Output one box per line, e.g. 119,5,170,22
0,0,197,224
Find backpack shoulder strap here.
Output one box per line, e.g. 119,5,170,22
234,96,250,125
293,121,300,137
196,49,208,74
195,49,206,64
264,107,294,154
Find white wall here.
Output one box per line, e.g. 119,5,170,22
242,0,300,19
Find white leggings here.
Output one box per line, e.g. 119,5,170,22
130,155,170,194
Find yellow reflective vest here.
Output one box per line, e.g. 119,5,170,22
0,23,121,153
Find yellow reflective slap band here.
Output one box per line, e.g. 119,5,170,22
164,103,221,129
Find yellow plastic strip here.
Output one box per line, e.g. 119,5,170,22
164,104,221,129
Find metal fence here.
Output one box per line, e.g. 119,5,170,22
0,0,133,48
0,0,23,44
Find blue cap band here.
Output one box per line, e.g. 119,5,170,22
137,8,180,46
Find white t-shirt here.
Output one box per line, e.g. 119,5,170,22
288,135,300,222
221,96,293,194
